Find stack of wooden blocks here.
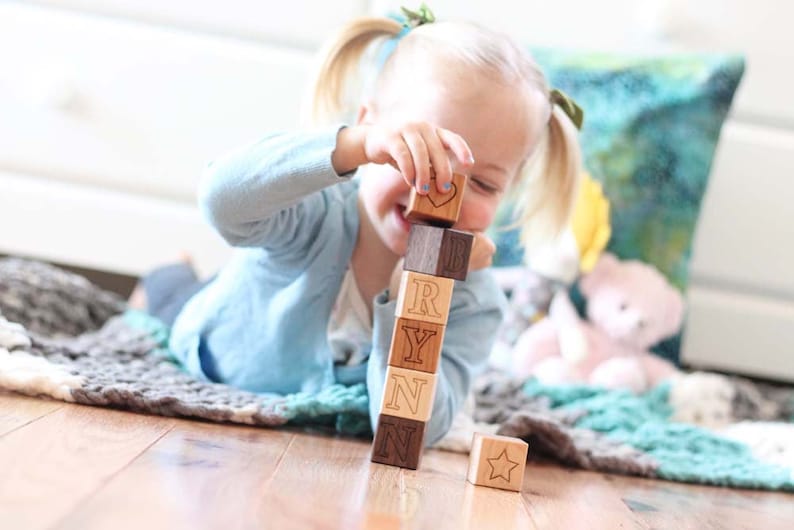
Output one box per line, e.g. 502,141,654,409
370,172,471,470
369,172,529,493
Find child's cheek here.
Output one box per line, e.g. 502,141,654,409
458,195,498,233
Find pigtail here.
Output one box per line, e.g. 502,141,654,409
305,17,403,125
513,104,582,251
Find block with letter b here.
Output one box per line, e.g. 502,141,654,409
404,224,473,281
405,172,467,228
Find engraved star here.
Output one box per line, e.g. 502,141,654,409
487,448,519,483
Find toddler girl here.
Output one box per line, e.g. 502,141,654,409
136,10,582,445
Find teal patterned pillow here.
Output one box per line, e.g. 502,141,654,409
490,50,745,291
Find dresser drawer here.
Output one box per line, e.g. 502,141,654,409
0,4,313,202
682,285,794,382
0,169,231,277
689,122,794,296
29,0,363,47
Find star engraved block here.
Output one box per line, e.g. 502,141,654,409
466,433,528,492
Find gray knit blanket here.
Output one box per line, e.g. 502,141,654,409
1,258,793,491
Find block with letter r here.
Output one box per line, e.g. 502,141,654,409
395,271,454,326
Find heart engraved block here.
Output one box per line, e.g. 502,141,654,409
405,172,467,228
426,180,457,208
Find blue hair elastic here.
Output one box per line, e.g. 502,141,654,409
375,18,412,70
375,4,435,70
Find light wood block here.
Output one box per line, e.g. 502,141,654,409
405,172,467,228
467,433,528,492
395,271,455,326
388,317,446,374
380,366,437,422
404,224,474,281
371,414,426,470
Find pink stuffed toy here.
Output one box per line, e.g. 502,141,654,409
511,253,685,393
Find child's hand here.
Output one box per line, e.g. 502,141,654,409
333,124,475,195
469,232,496,271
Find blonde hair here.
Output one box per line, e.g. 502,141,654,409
307,16,582,249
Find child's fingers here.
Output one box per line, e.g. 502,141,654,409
469,232,496,270
386,134,416,187
402,129,431,195
436,128,475,170
425,127,453,194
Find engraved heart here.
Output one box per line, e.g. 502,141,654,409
427,179,457,208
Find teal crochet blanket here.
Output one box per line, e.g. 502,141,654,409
518,379,793,490
0,258,792,492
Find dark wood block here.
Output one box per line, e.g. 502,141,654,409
405,172,467,227
371,414,426,470
388,317,445,373
404,224,473,281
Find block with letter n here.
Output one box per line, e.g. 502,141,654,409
371,414,425,470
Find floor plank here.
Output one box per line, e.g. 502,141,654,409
522,463,647,529
0,391,63,436
605,472,794,530
56,418,295,530
402,448,532,529
0,403,174,529
1,394,792,529
253,430,397,529
250,430,535,529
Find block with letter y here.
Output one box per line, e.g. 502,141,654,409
389,317,446,373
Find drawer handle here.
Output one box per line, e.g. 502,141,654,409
31,79,85,116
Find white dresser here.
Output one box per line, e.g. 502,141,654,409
1,0,792,380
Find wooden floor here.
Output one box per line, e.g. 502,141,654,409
1,392,792,529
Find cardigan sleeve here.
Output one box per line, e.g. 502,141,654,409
198,126,355,252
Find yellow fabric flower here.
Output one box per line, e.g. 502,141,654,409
571,173,611,273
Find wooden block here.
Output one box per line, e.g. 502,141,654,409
395,271,454,326
404,224,474,281
380,366,437,421
466,433,528,492
388,317,445,373
405,172,467,227
371,414,426,470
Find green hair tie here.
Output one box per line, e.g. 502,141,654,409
400,3,436,29
550,88,584,130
